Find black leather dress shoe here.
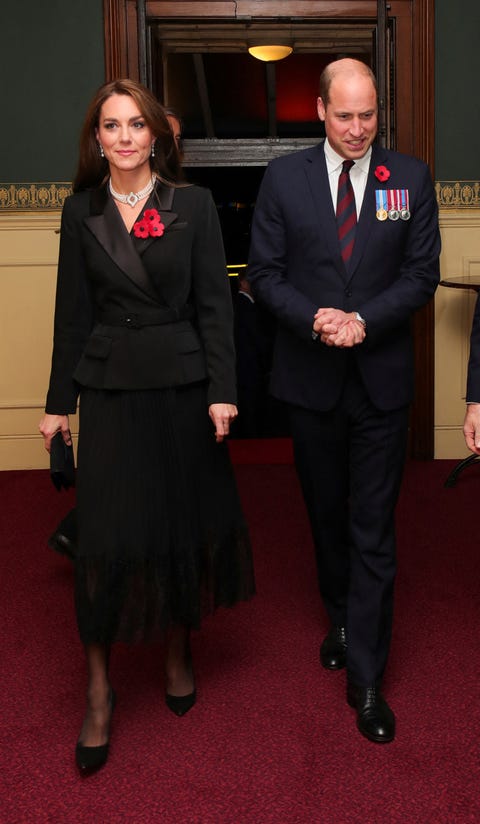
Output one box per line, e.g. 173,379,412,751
320,626,347,670
347,681,395,743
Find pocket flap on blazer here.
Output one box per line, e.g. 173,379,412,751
83,335,112,359
176,327,201,353
166,221,188,232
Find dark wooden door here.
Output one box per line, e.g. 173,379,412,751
103,0,436,458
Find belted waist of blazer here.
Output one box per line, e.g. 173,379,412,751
97,304,194,329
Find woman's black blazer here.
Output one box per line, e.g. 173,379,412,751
46,181,236,414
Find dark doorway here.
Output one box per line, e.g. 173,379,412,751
103,0,436,457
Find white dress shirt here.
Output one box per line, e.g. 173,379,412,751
323,138,372,218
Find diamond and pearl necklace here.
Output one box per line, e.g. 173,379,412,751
109,174,156,208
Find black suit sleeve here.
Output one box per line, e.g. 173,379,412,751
45,196,93,413
247,162,320,341
466,293,480,402
191,190,237,405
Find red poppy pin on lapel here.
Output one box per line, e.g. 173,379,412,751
133,208,165,238
374,165,391,182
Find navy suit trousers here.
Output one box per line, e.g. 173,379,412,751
288,356,409,686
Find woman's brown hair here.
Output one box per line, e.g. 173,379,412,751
73,79,182,192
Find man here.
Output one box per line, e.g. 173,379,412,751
463,296,480,453
247,58,440,743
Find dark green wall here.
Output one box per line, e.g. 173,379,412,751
435,0,480,179
1,0,104,183
2,2,479,185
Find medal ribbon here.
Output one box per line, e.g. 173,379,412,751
400,189,409,211
387,189,401,212
375,190,387,212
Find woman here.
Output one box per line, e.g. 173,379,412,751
39,79,255,773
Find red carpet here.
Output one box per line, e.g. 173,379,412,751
1,456,479,823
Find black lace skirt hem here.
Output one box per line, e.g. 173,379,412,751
75,526,255,644
74,384,255,644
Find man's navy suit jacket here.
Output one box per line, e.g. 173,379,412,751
248,141,441,413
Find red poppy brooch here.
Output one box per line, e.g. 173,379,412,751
374,165,391,182
133,208,165,239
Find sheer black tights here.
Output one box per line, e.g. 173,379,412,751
78,626,194,746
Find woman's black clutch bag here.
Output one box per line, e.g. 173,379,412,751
50,432,75,490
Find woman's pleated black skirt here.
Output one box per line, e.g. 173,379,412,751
74,382,255,644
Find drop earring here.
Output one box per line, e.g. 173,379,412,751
98,143,104,158
151,142,155,158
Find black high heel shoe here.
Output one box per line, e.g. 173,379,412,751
75,688,116,773
165,688,197,717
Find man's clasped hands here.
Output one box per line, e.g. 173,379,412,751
313,308,366,348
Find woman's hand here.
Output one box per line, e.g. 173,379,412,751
38,414,72,452
208,403,238,443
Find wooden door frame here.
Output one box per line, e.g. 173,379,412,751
103,0,436,459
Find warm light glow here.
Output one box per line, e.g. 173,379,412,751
248,45,293,62
227,263,247,277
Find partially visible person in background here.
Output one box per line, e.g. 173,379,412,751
164,106,184,161
232,269,287,438
463,294,480,453
39,78,255,774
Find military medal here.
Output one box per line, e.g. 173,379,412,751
400,189,411,220
387,189,400,221
375,189,388,221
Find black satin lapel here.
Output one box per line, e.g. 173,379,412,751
133,184,179,256
304,145,347,280
84,197,160,301
153,181,176,212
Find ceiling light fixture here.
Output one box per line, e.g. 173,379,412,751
248,45,293,62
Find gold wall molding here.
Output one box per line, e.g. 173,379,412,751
0,183,72,211
2,179,480,211
436,180,480,209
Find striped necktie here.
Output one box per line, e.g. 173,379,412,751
336,160,357,264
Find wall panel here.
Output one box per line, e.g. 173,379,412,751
435,210,480,458
0,214,78,470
